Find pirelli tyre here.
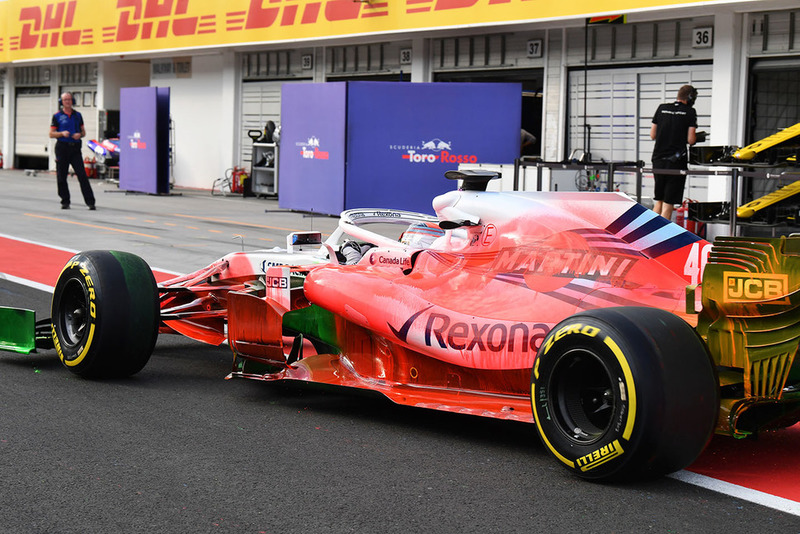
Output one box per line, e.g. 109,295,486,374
531,307,718,482
51,251,159,378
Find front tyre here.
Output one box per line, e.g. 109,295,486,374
531,307,718,481
51,251,159,378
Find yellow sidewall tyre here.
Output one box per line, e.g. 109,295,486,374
51,251,159,378
531,307,718,482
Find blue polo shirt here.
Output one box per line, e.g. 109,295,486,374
51,109,84,144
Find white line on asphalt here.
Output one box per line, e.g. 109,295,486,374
670,470,800,517
0,232,78,253
0,273,55,293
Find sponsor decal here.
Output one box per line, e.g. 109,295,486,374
372,210,401,218
576,439,624,471
390,138,478,165
481,224,497,246
54,261,97,366
127,130,147,150
491,247,635,282
112,0,215,42
261,260,287,272
723,272,789,303
11,0,86,50
151,57,192,79
389,307,550,354
296,136,329,160
265,275,289,288
604,203,702,258
372,254,411,267
348,210,402,220
541,322,600,355
2,0,718,63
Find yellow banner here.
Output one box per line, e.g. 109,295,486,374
0,0,722,63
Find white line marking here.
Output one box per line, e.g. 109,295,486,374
0,273,54,293
670,470,800,517
0,232,78,253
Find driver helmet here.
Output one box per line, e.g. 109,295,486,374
400,222,445,249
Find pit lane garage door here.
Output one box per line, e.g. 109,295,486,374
15,87,51,164
566,64,712,200
744,59,800,199
239,80,306,166
0,89,4,153
748,59,800,147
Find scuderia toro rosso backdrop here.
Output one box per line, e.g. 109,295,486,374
279,82,520,215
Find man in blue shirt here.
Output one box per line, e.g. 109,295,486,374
49,92,96,210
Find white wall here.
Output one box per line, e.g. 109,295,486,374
710,9,745,147
1,68,13,167
99,60,150,111
152,53,236,189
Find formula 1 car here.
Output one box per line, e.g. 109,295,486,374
2,170,800,482
87,137,120,178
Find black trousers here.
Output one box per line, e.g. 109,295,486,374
56,142,95,207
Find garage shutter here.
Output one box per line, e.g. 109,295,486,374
749,59,800,142
15,88,51,157
0,91,4,150
568,70,639,164
239,80,306,166
744,59,800,200
567,64,711,198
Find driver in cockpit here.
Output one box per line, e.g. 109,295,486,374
339,222,445,265
398,222,445,249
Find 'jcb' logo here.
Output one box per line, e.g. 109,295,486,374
265,276,289,289
723,272,789,303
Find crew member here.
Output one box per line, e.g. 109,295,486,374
49,92,96,210
650,85,698,220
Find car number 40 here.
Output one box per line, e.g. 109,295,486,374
684,242,713,286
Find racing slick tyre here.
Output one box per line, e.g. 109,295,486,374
51,251,159,378
531,307,718,482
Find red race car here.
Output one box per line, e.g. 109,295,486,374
3,170,799,481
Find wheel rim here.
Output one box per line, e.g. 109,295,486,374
57,278,90,349
550,348,616,445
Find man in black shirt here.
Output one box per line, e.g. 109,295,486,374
650,85,698,220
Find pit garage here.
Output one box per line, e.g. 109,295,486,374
743,59,800,203
237,41,410,172
14,86,50,170
0,83,4,161
566,64,712,200
238,49,315,167
431,32,546,158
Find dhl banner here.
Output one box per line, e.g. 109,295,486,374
0,0,720,63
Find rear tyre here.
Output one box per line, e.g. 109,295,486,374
51,251,159,378
531,307,718,481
